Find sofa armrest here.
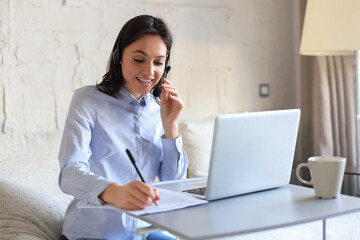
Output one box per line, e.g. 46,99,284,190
0,179,70,240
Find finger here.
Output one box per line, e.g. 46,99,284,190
162,87,180,97
160,85,167,102
162,81,176,89
167,94,184,107
122,192,148,209
135,181,154,194
126,202,142,210
167,97,184,111
148,188,160,203
163,91,182,105
135,182,158,203
126,198,147,210
131,190,153,208
163,78,175,86
161,83,179,95
162,85,178,96
167,94,183,102
153,188,160,202
126,181,153,206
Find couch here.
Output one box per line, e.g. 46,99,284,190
0,131,72,240
1,119,360,240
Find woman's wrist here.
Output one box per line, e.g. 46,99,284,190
164,123,178,139
99,182,120,204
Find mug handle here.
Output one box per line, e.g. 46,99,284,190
296,163,314,186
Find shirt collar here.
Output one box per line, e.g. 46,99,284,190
118,86,152,107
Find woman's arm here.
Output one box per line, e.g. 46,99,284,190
158,79,188,180
58,89,112,205
160,78,184,139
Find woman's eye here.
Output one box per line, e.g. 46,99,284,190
154,61,164,66
134,59,144,63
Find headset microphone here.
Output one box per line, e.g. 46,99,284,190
153,66,171,97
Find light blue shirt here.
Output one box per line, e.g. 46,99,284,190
58,86,188,240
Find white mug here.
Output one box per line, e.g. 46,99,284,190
296,156,346,199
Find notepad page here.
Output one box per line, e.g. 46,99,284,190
77,188,208,216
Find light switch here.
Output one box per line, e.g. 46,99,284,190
259,84,269,97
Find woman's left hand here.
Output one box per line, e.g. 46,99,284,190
160,78,184,139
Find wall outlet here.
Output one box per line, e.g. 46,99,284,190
259,84,270,97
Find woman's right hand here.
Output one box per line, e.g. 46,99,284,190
99,180,160,210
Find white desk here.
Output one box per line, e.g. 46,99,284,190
131,180,360,240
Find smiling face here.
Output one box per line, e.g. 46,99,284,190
121,34,167,100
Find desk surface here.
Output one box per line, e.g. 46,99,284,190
134,181,360,240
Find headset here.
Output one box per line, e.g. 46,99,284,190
152,64,171,98
112,22,171,98
112,19,131,65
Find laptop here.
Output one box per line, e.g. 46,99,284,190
171,109,301,201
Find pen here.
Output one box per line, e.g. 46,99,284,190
125,149,158,206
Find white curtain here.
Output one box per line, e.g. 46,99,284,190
310,55,358,195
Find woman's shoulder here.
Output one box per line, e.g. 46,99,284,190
69,86,107,110
73,85,112,102
74,85,98,97
72,85,125,111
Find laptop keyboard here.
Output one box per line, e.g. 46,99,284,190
183,187,206,196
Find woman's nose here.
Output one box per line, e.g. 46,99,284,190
143,62,155,76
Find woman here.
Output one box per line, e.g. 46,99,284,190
58,15,188,240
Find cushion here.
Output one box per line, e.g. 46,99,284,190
179,117,215,178
0,131,66,198
0,179,70,240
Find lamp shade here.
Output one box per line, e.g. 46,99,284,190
300,0,360,56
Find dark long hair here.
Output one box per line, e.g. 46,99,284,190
97,15,173,97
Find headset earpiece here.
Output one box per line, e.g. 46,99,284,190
112,21,131,65
113,49,121,65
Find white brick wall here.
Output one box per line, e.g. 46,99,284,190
0,0,300,192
